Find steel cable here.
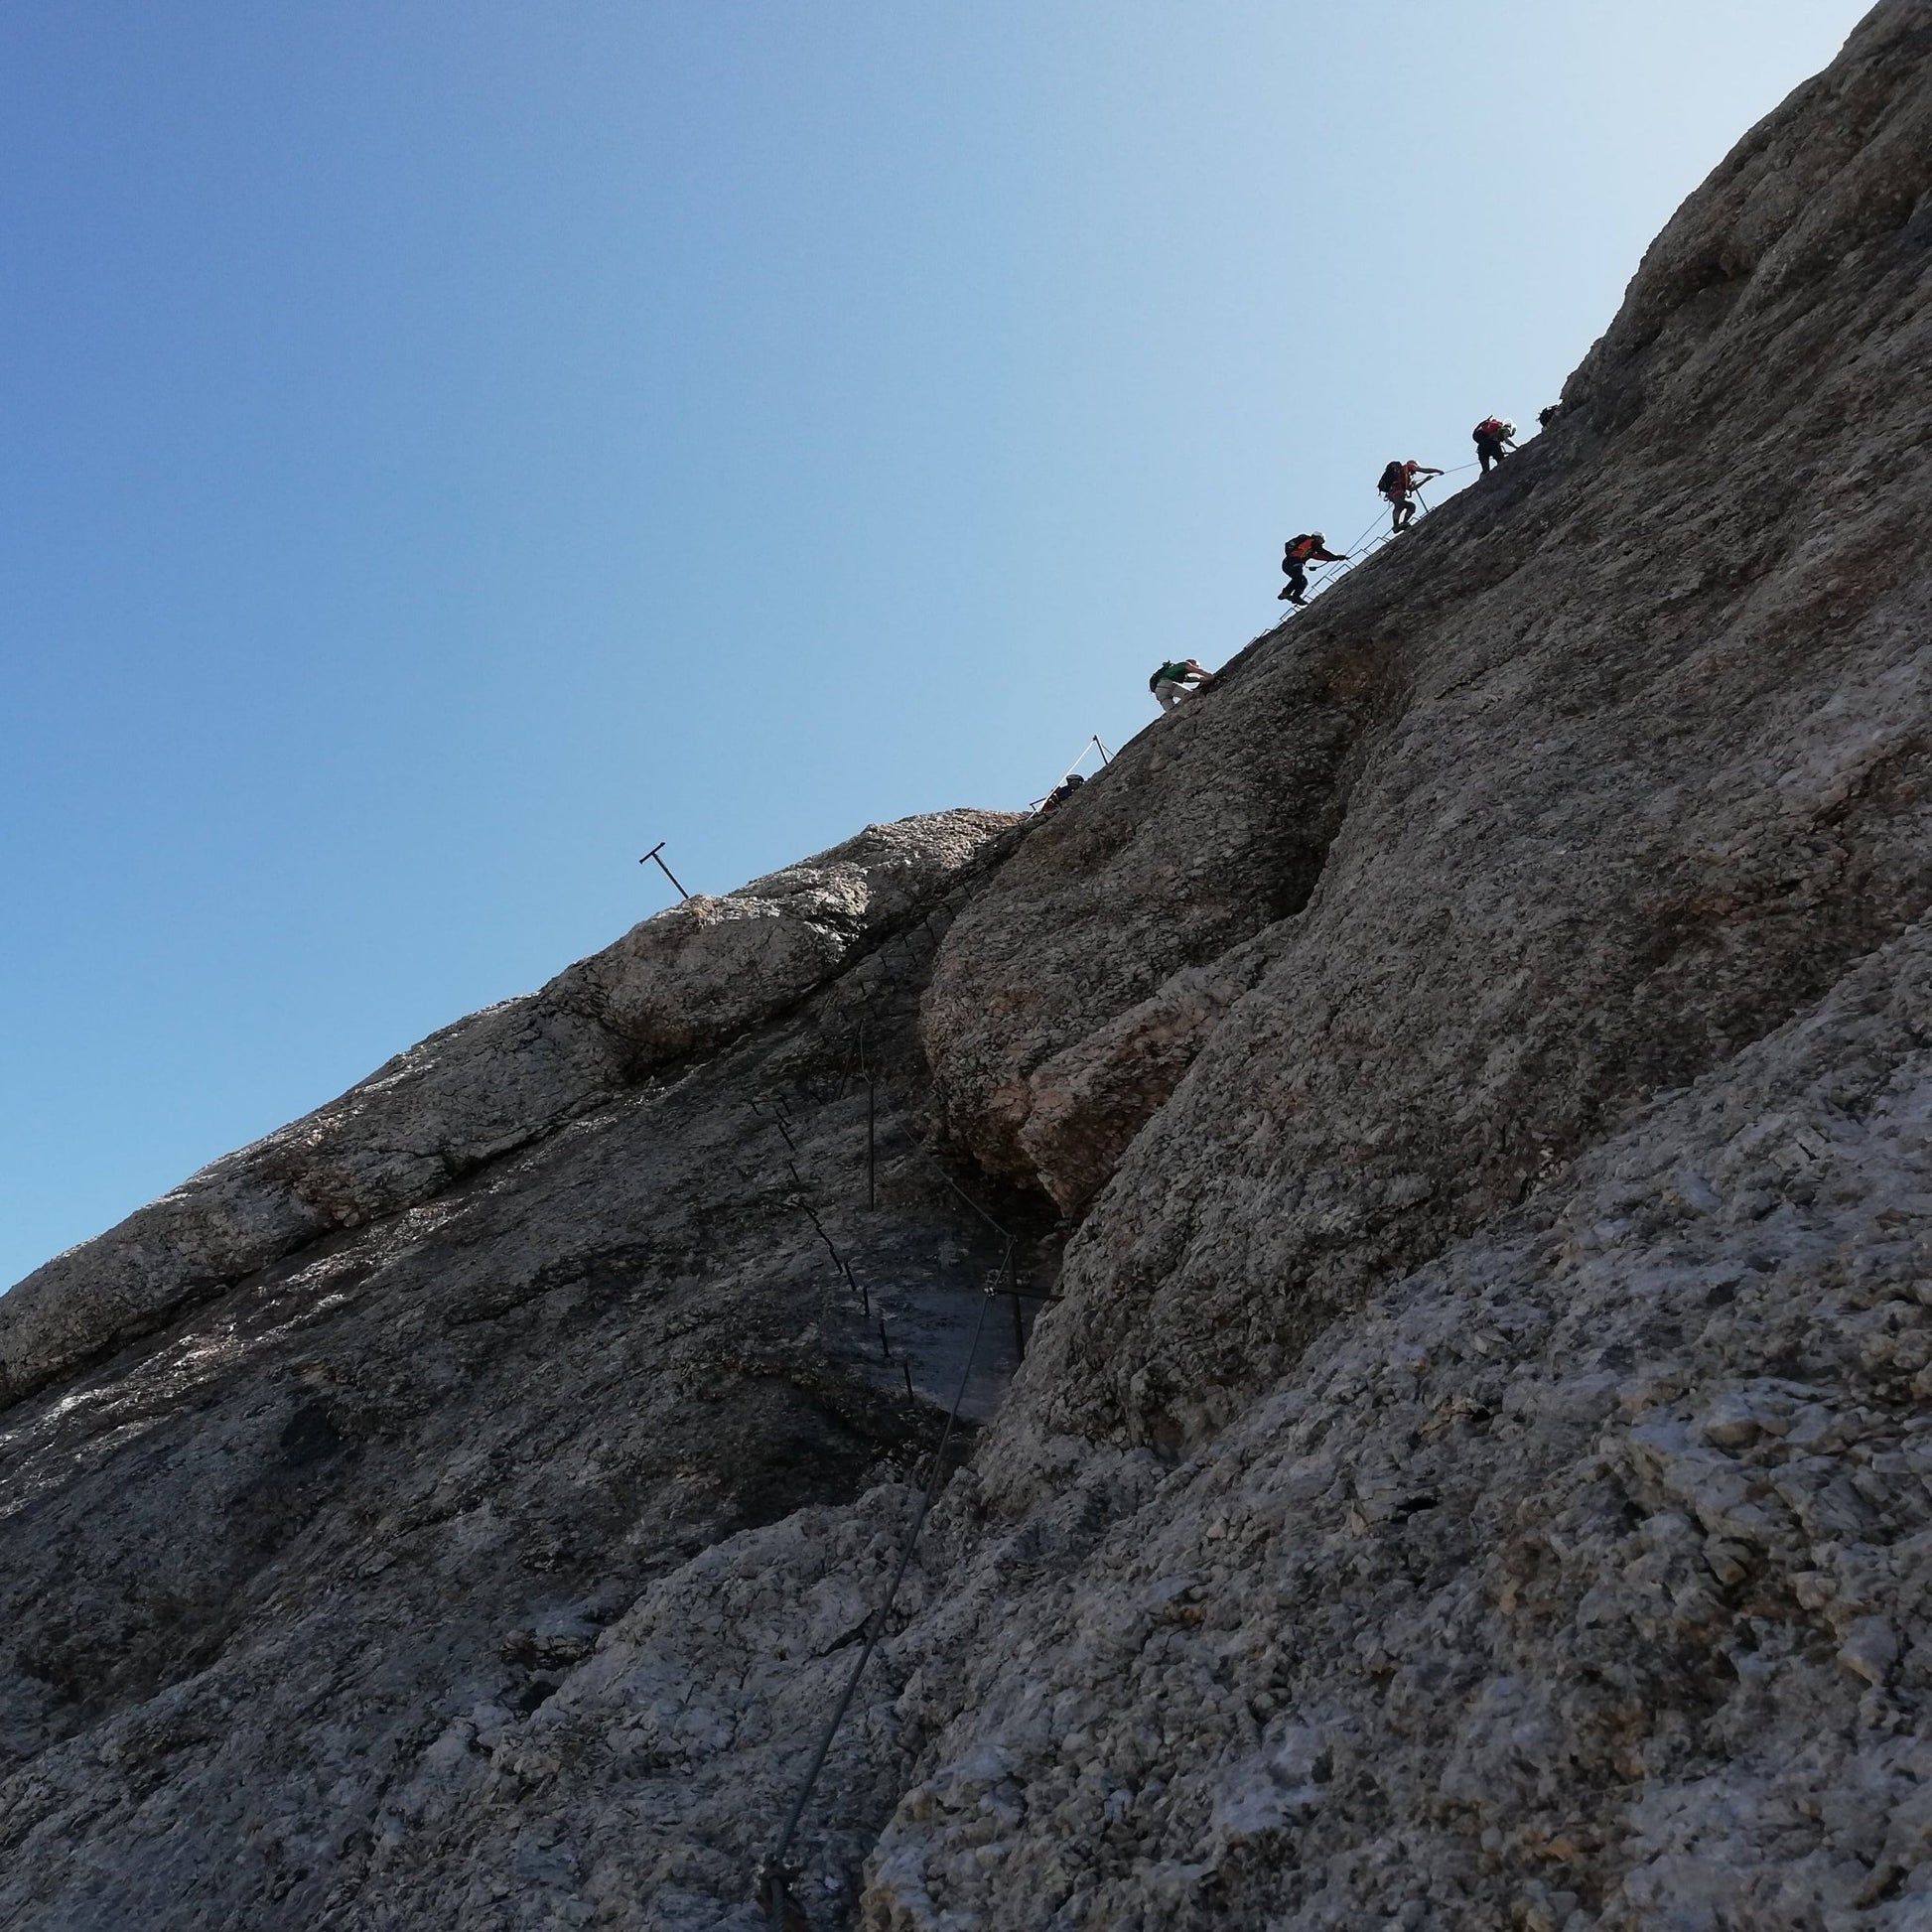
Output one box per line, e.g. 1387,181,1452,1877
758,1275,999,1926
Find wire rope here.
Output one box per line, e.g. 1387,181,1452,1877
758,1279,999,1926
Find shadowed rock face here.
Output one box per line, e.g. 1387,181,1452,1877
5,9,1932,1930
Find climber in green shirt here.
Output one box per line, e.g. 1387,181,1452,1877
1149,658,1214,712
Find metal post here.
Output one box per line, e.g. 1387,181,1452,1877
637,840,692,899
1004,1236,1035,1359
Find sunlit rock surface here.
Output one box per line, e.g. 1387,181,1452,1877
3,7,1931,1927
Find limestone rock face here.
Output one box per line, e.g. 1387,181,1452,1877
0,809,1019,1410
919,655,1368,1188
0,811,1048,1932
4,9,1932,1930
870,915,1932,1931
1013,925,1293,1214
924,0,1932,1456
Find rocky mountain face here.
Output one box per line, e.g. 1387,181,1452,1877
3,5,1930,1927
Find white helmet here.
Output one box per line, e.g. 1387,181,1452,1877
1312,531,1326,542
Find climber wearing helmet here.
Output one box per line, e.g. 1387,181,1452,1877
1472,416,1518,474
1149,658,1214,712
1279,531,1347,607
1376,459,1445,534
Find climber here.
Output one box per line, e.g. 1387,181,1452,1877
1149,659,1214,711
1472,416,1517,474
1377,459,1444,534
1037,772,1086,814
1537,404,1560,429
1279,532,1346,606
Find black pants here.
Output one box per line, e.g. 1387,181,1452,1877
1279,559,1310,602
1476,437,1507,474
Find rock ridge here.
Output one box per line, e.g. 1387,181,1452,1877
0,809,1022,1412
926,0,1931,1461
2,8,1931,1928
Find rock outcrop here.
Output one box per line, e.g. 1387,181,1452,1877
0,811,1020,1412
3,7,1930,1928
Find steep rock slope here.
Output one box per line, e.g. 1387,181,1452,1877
1,8,1930,1931
876,918,1932,1930
0,814,1057,1929
867,8,1932,1924
925,0,1932,1460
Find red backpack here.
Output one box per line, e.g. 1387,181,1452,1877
1473,417,1505,440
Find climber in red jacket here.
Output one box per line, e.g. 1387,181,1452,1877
1377,459,1444,534
1472,416,1517,474
1279,532,1347,606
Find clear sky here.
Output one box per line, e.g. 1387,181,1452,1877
0,0,1871,1289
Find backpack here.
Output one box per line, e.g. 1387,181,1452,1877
1377,462,1406,492
1150,662,1187,692
1473,417,1504,441
1285,534,1314,561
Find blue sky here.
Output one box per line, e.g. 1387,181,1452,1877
1,0,1871,1289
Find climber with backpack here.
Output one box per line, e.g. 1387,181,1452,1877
1279,532,1347,606
1149,658,1214,712
1472,416,1517,474
1377,459,1444,534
